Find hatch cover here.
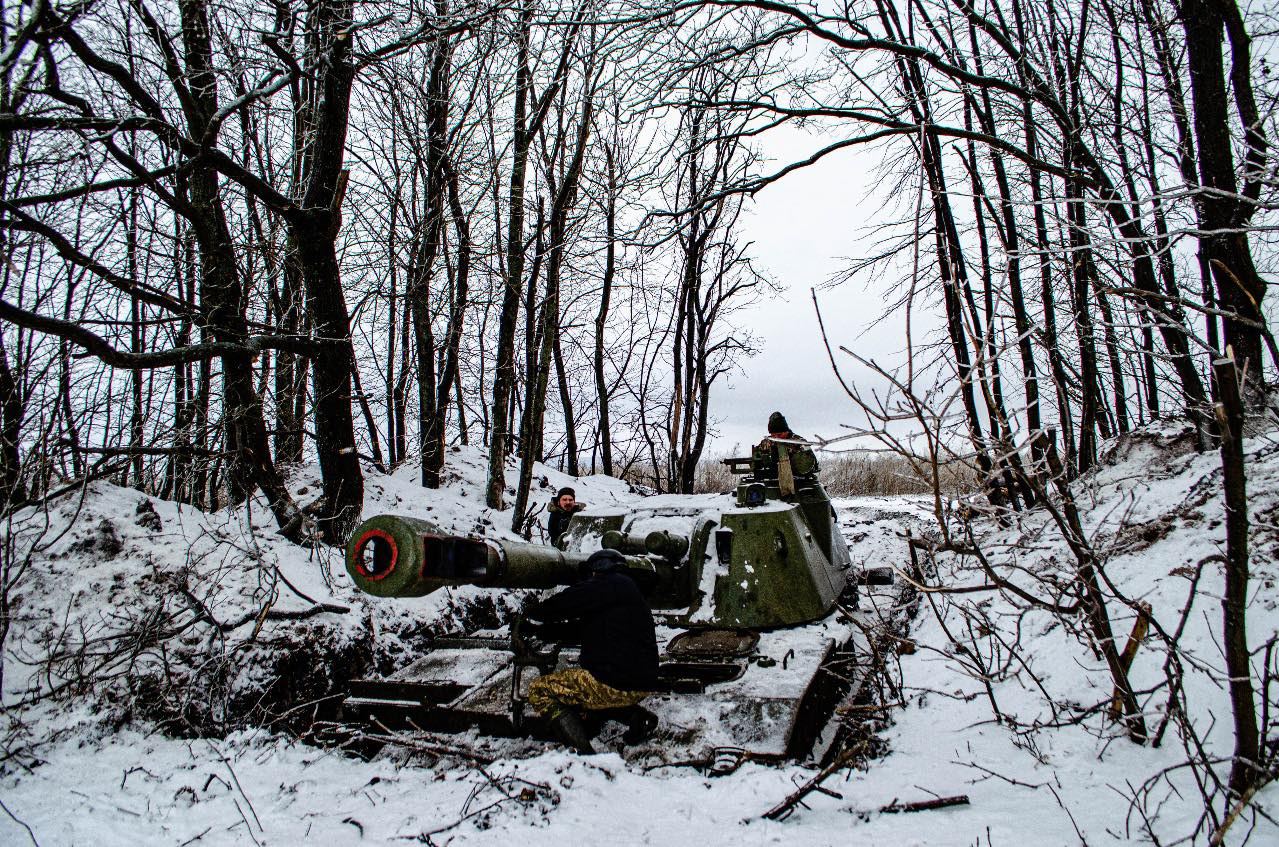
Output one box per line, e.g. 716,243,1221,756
667,629,759,658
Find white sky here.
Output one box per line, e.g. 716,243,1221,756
704,128,929,456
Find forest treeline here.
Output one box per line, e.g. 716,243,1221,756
0,0,775,543
1,0,1277,825
0,0,1273,543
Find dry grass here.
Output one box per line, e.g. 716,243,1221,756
694,452,973,498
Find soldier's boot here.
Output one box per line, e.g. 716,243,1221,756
618,706,659,745
582,710,607,738
589,706,658,744
550,711,596,755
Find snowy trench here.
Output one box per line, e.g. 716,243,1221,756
2,430,1278,845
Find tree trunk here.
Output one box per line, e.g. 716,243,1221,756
512,65,595,527
552,328,579,475
878,3,1001,502
593,143,617,476
293,213,363,540
424,154,472,488
1023,104,1076,471
486,0,535,510
394,288,411,464
0,339,24,507
1138,0,1219,361
1183,0,1269,401
0,76,24,507
125,183,145,488
414,17,452,489
274,258,306,465
972,74,1040,444
288,0,363,541
352,361,385,472
959,104,1027,509
1063,171,1106,473
179,0,304,538
1213,356,1259,798
1096,288,1130,435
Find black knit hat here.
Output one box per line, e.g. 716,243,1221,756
585,548,626,574
556,486,576,499
768,412,790,434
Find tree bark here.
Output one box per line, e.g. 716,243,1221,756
552,327,579,476
511,56,595,529
423,154,472,488
486,0,535,510
288,0,364,541
1213,356,1260,798
0,338,24,507
178,0,305,538
1021,95,1076,471
593,142,618,476
274,259,307,465
1183,0,1269,402
489,1,583,508
414,13,453,489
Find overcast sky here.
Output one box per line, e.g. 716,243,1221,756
703,128,936,456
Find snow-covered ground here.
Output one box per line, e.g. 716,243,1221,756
2,429,1277,845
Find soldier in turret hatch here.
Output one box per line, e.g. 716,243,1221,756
524,549,659,754
755,411,820,498
547,486,585,547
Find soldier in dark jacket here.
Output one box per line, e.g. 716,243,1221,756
755,412,820,498
525,549,659,753
546,486,585,547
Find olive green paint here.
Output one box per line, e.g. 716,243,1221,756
345,444,852,630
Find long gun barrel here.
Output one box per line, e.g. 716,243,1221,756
348,485,856,628
347,515,593,598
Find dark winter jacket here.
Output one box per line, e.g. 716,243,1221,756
754,434,820,477
527,571,659,692
546,500,584,546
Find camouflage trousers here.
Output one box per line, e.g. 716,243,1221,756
526,668,647,718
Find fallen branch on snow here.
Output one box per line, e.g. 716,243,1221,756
762,739,869,820
879,795,970,814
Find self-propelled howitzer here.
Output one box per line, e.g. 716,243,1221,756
341,442,892,765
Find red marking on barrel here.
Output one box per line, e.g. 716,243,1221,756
352,528,398,581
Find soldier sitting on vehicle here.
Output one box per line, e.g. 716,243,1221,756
523,549,659,754
754,412,820,498
547,486,586,547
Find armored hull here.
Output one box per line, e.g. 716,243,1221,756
341,448,895,765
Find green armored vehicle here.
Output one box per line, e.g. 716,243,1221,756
342,439,891,765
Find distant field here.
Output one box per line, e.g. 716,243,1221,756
694,451,971,497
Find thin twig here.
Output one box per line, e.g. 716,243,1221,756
0,796,38,846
